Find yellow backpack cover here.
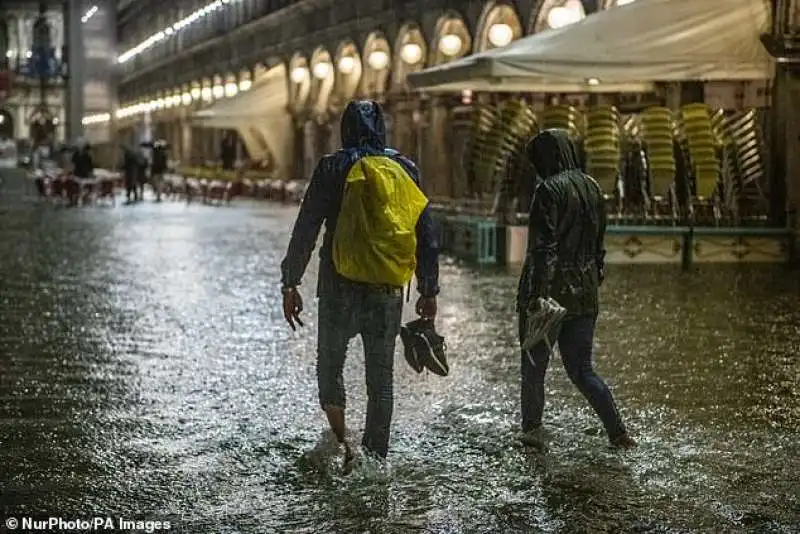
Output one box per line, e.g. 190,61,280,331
333,155,429,286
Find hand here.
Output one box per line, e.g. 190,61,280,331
415,296,437,319
282,287,304,331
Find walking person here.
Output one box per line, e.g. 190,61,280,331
280,100,440,469
517,129,636,450
121,146,141,202
150,140,168,202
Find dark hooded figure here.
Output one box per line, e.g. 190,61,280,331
121,146,142,202
280,100,440,467
517,129,635,450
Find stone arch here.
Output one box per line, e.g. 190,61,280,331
531,0,587,33
331,40,362,112
253,63,269,82
309,46,335,118
391,23,428,91
429,11,472,66
360,31,391,98
0,108,14,139
288,52,312,116
474,1,524,53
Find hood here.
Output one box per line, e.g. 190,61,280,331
526,129,580,179
341,100,386,151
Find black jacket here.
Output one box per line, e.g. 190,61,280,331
517,129,607,318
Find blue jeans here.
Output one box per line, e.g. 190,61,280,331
317,279,403,458
519,314,627,440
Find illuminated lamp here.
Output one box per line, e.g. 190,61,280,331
400,43,423,65
367,50,389,70
290,66,308,83
338,56,356,74
312,61,332,80
488,23,514,48
438,34,462,56
547,5,583,29
238,79,252,92
190,87,201,99
212,84,224,98
181,92,192,105
224,82,238,97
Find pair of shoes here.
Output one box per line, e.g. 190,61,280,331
522,297,567,354
400,318,448,376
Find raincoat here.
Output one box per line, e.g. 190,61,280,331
517,129,607,318
280,100,440,297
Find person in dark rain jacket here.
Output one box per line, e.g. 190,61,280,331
121,146,141,202
280,100,440,467
517,129,635,450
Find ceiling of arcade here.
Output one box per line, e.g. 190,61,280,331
115,0,638,122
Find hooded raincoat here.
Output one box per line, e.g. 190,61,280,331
518,129,607,319
280,100,439,298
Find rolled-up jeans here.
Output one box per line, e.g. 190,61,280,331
519,312,627,441
317,279,403,458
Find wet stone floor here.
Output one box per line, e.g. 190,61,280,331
0,170,798,534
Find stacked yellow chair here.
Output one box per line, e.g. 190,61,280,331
540,105,583,139
466,104,501,196
679,103,721,200
584,106,621,197
640,107,676,200
476,99,537,195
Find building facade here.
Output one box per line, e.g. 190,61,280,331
0,1,66,142
71,0,798,240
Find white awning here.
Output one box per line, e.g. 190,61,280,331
408,0,773,93
192,64,294,176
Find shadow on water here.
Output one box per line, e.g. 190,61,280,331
0,169,798,533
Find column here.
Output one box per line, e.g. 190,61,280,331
420,97,452,198
63,0,84,144
181,119,192,165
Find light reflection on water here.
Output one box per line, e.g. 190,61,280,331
0,172,798,533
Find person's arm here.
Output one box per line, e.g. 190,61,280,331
280,157,331,289
526,184,558,305
596,192,607,285
395,154,440,297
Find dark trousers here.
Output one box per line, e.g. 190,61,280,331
317,281,403,458
520,314,626,440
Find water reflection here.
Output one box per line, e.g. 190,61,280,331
0,170,798,532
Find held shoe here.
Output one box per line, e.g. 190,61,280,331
522,297,567,354
400,318,448,376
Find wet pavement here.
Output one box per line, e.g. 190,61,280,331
0,169,798,534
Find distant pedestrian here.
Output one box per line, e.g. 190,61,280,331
518,129,636,450
280,100,440,470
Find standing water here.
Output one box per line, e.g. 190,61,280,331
0,170,798,533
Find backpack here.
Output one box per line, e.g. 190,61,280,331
332,154,429,287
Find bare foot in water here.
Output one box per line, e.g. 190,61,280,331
342,441,357,474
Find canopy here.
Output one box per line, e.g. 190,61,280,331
192,64,293,176
408,0,773,93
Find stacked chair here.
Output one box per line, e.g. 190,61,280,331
720,109,768,216
640,107,677,201
471,99,537,197
678,103,721,201
465,104,501,197
584,105,622,198
540,104,583,138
